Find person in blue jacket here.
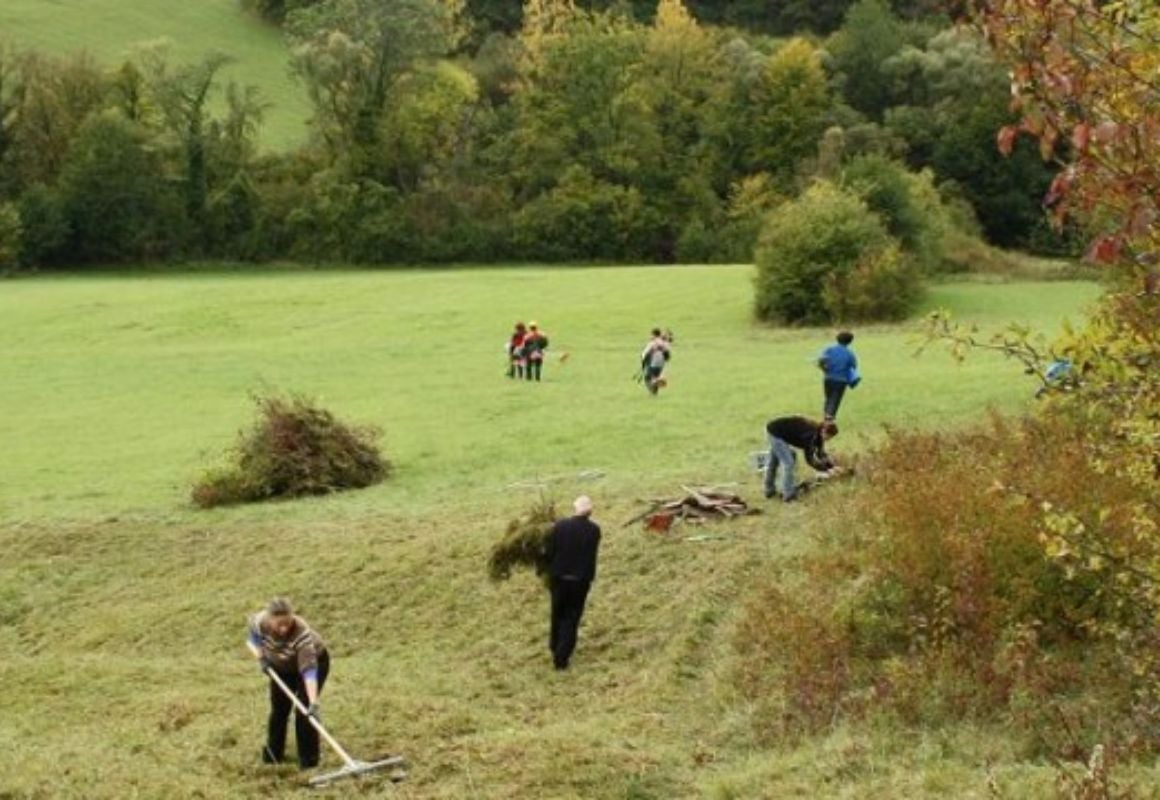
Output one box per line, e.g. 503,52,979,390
817,330,860,421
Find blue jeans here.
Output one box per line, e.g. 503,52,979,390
763,435,797,499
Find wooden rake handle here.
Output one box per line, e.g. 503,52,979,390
264,666,358,768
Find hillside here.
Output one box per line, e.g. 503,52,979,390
2,267,1141,799
0,0,309,150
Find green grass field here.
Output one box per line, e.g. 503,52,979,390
6,267,1147,799
0,268,1101,522
0,0,310,150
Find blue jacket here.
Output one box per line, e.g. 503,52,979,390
819,344,858,384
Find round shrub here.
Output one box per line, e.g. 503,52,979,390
754,182,904,324
822,243,923,323
192,394,388,508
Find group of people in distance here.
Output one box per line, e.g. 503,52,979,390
505,321,550,381
763,330,859,503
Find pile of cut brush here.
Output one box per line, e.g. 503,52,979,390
488,498,558,585
624,486,759,532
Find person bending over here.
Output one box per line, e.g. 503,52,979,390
246,598,330,769
763,416,840,502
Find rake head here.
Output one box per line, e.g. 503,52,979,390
308,755,407,788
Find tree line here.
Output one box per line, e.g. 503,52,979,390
0,0,1068,275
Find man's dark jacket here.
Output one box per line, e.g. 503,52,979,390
766,416,834,471
546,515,601,582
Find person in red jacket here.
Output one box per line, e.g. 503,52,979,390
522,321,549,381
506,322,527,379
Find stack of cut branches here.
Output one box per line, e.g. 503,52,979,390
624,486,759,531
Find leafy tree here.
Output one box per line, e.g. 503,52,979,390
16,184,70,267
908,0,1160,734
57,111,184,262
286,0,462,179
0,202,21,272
508,6,650,195
842,154,937,264
828,0,906,120
380,61,480,192
2,51,108,193
882,28,1057,248
140,49,235,235
239,0,323,25
627,0,723,259
746,38,831,178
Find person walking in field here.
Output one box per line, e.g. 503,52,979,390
523,321,549,381
817,330,860,420
246,598,330,769
546,495,602,670
506,321,527,379
763,416,841,501
640,327,672,395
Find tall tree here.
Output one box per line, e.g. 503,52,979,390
829,0,906,120
286,0,462,178
141,49,234,232
509,6,650,195
747,38,831,177
629,0,722,255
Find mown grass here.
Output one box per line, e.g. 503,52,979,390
0,0,310,150
2,266,1139,799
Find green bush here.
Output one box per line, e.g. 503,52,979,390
822,243,923,322
732,415,1154,745
513,166,657,261
753,181,900,324
842,155,941,267
192,394,388,508
57,111,186,263
0,203,22,273
16,185,71,268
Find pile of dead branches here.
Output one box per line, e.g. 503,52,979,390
624,486,759,531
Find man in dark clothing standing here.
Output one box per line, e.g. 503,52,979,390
545,495,602,670
763,416,840,501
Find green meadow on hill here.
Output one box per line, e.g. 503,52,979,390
0,0,310,150
3,266,1136,799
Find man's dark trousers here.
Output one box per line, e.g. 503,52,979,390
264,651,330,768
823,379,847,419
549,577,591,669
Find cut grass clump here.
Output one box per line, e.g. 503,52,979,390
487,498,557,585
192,393,388,507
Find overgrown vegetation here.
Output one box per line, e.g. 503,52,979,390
734,413,1157,756
487,497,558,585
192,393,388,507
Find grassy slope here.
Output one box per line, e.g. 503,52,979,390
0,268,1101,522
5,268,1151,799
0,0,309,150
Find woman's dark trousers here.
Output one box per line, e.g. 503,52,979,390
264,651,330,768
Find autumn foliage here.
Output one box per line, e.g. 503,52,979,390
979,0,1159,264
